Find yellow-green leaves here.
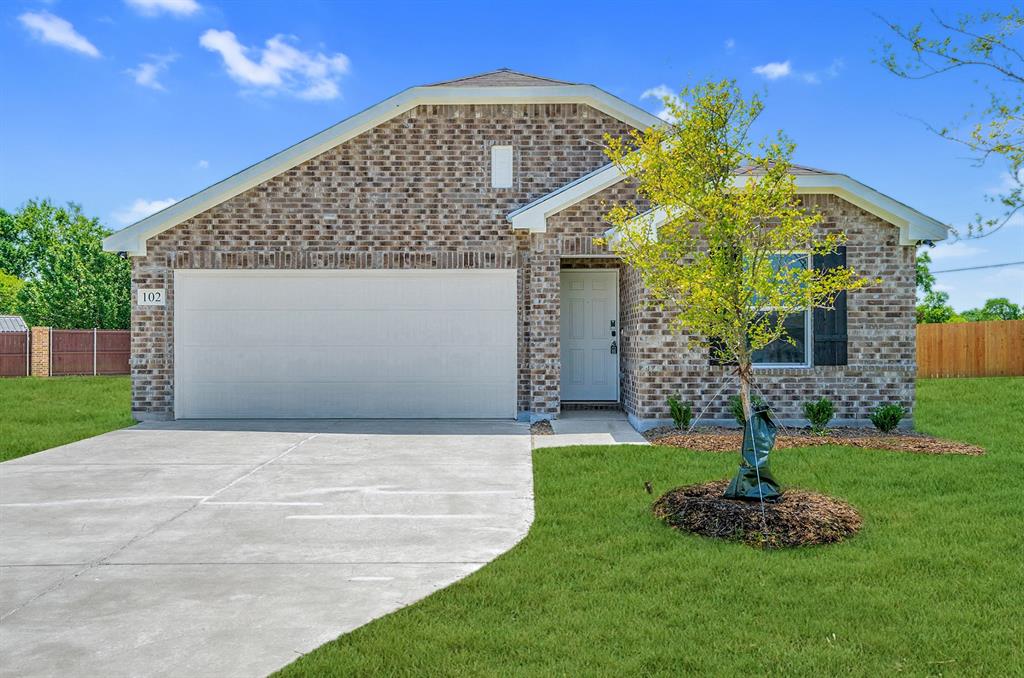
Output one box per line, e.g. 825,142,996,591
604,80,872,368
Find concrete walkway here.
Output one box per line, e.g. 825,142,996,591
533,410,649,448
0,420,533,678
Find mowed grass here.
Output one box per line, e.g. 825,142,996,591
279,377,1023,677
0,376,134,462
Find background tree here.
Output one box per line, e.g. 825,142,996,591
914,250,959,323
603,80,872,422
961,296,1022,320
0,271,24,315
0,199,130,329
880,8,1023,237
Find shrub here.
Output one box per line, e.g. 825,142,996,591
667,396,692,430
728,394,766,426
803,397,835,434
869,403,905,433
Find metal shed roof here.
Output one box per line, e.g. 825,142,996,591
0,316,28,332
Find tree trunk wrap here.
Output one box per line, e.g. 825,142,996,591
723,406,783,501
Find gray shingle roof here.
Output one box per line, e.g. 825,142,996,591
733,163,832,175
0,315,28,332
424,68,574,88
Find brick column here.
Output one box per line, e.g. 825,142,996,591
526,235,561,418
30,326,50,377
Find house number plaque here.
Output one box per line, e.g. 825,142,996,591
137,288,166,306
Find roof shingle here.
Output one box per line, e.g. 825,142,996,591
425,68,573,88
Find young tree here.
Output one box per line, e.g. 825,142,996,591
0,200,130,329
603,80,873,428
879,9,1023,237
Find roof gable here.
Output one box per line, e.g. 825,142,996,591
104,76,661,256
508,163,949,245
425,68,573,87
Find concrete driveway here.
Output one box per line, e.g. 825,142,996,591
0,420,533,678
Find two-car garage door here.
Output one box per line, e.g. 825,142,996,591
173,270,517,419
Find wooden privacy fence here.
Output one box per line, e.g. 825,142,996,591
917,320,1024,378
0,331,30,377
50,329,130,376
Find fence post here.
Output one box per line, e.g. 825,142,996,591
93,327,98,376
25,329,30,377
29,327,51,377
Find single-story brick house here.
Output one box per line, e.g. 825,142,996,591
104,69,947,427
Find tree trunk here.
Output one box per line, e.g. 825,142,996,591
736,345,753,424
739,369,752,424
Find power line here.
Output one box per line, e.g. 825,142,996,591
932,260,1024,274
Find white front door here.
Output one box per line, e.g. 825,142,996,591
559,269,619,402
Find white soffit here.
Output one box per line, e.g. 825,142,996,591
517,165,948,245
102,85,663,256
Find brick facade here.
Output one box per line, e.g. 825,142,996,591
131,103,633,419
129,102,917,426
615,193,917,428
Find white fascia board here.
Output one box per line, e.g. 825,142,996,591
508,163,625,232
532,170,949,244
784,174,949,244
103,85,663,255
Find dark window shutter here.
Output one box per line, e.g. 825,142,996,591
812,246,848,366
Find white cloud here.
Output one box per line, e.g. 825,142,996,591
18,11,100,58
754,59,843,85
199,29,350,100
196,159,209,169
929,241,985,262
724,38,736,51
641,84,673,101
641,84,679,122
752,61,791,80
126,53,176,90
987,169,1023,196
124,0,200,17
114,198,177,225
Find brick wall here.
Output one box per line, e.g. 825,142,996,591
617,193,917,428
128,101,916,426
30,326,49,377
131,103,634,419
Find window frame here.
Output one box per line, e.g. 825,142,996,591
751,251,813,369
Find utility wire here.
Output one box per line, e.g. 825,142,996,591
932,260,1024,274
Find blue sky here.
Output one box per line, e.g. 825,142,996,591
2,0,1022,311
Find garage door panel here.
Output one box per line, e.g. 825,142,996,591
182,344,515,385
174,270,517,418
180,381,515,419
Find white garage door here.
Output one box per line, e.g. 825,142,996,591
173,269,517,419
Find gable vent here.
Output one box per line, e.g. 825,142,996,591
491,145,513,188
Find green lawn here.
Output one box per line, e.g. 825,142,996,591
0,376,134,462
279,377,1024,677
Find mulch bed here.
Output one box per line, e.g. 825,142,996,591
530,420,554,436
645,426,984,456
652,479,863,549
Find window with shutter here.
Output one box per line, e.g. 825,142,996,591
751,253,812,367
811,246,848,366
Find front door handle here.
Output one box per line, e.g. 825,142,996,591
610,340,618,355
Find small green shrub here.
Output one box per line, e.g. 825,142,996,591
803,397,835,434
728,394,766,426
667,396,692,430
869,403,905,433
